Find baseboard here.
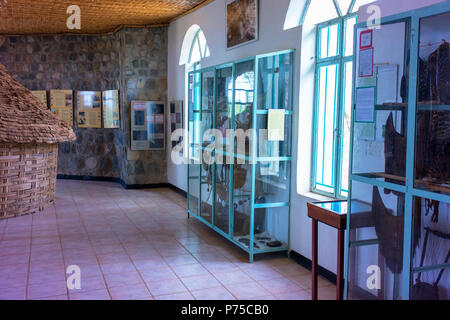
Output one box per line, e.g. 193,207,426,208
57,174,122,184
57,174,188,198
289,250,337,285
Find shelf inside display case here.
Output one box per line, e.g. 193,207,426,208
234,233,288,252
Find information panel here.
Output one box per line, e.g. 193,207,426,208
102,90,120,129
131,101,165,151
31,90,48,109
76,91,102,128
50,89,74,126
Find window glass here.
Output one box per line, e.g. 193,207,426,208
320,23,340,59
344,16,357,56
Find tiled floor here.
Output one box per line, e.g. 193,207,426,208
0,180,337,300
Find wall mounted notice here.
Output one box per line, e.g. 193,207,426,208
360,30,373,49
31,91,48,109
77,91,102,128
102,90,120,129
359,48,374,78
131,101,165,151
355,87,376,123
50,90,74,126
268,109,285,141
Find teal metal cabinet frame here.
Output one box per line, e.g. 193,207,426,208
345,2,450,300
187,50,295,262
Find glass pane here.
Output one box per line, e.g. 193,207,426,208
412,197,449,271
234,207,289,251
189,72,201,149
320,23,340,59
216,67,233,156
215,163,231,234
414,13,450,196
234,60,255,157
190,38,201,64
234,60,254,131
348,181,406,300
201,70,215,148
305,0,339,26
200,151,214,224
337,0,353,15
256,114,291,158
340,61,353,197
257,52,294,110
202,70,214,111
233,162,252,239
314,64,339,194
411,268,449,300
188,161,200,216
255,161,291,204
344,16,357,56
352,23,408,185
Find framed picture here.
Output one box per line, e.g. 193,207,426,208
131,101,165,151
360,29,373,49
226,0,259,49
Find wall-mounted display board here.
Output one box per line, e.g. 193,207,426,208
345,2,450,301
31,90,48,109
131,101,165,151
77,91,102,128
102,90,120,129
170,101,184,149
50,89,74,126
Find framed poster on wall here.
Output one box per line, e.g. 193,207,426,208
131,101,165,151
50,89,74,126
77,91,102,128
170,101,184,150
102,90,120,129
226,0,259,49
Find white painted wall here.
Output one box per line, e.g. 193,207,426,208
358,0,446,21
167,0,303,193
167,0,448,274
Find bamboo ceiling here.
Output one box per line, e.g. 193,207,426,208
0,0,211,35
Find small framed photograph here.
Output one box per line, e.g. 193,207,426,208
226,0,259,50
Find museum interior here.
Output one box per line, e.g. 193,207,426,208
0,0,448,301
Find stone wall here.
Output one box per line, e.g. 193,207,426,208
0,27,168,185
119,28,168,185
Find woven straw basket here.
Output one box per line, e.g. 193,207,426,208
0,143,58,218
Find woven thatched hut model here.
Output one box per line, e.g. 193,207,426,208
0,63,76,219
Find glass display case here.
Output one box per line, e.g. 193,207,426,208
187,50,294,262
345,2,449,300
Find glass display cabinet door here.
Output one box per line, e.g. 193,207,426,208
234,59,255,158
414,12,450,196
347,19,411,300
200,70,215,224
410,11,449,300
188,71,201,216
214,66,233,234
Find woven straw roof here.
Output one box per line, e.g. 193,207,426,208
0,0,211,35
0,63,76,144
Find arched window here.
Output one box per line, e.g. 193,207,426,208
179,25,210,158
179,24,210,66
284,0,376,30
